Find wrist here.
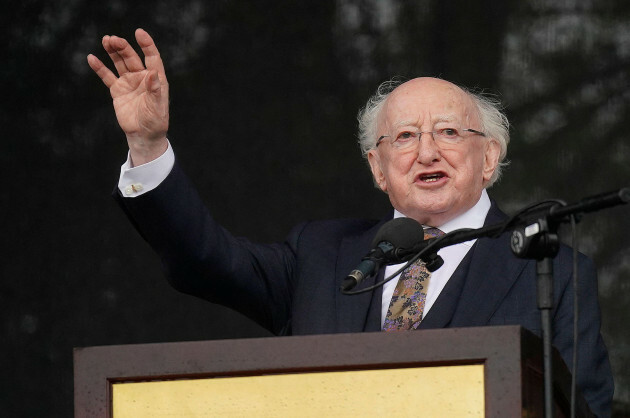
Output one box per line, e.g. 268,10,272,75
127,135,168,167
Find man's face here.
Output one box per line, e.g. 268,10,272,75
367,78,501,226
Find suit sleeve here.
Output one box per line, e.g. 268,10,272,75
552,249,614,417
113,160,303,335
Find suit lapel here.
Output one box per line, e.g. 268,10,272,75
450,203,530,326
418,247,474,329
334,217,389,333
449,235,530,327
421,202,530,329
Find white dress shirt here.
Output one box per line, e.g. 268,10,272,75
380,190,491,327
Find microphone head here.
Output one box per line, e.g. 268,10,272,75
371,217,426,249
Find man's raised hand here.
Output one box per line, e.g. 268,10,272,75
87,28,169,166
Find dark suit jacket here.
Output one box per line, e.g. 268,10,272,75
116,161,613,417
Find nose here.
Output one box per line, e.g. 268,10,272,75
416,131,441,164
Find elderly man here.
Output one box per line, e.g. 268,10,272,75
88,29,613,416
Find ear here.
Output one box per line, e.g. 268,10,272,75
482,139,501,183
367,149,388,192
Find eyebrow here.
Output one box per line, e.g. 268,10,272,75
390,116,458,130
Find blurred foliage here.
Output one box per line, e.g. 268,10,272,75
2,0,629,415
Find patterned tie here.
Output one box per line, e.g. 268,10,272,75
382,227,444,331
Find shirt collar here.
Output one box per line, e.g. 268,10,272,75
393,189,491,234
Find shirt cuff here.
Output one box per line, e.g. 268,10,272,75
117,140,175,197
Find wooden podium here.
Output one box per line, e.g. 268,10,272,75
74,325,592,417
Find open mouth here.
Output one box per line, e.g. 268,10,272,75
418,172,446,183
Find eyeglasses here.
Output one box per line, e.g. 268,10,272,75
376,128,486,150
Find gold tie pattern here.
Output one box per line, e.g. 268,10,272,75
382,227,444,331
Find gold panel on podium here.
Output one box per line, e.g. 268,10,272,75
112,364,484,417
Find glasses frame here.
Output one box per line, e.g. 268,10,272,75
375,128,486,148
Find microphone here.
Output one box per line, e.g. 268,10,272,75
341,217,425,291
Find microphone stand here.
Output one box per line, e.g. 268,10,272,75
393,187,629,418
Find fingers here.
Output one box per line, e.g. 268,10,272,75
135,28,167,78
87,54,118,89
102,34,146,76
102,35,129,75
89,29,168,90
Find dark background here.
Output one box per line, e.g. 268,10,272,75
3,0,630,416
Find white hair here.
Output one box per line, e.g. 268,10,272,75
357,78,510,187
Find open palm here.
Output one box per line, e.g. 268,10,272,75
111,69,167,140
88,28,169,165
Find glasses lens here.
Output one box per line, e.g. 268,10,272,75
386,127,477,150
393,132,419,149
434,128,463,146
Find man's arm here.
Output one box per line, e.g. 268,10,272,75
113,161,299,334
90,30,297,334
